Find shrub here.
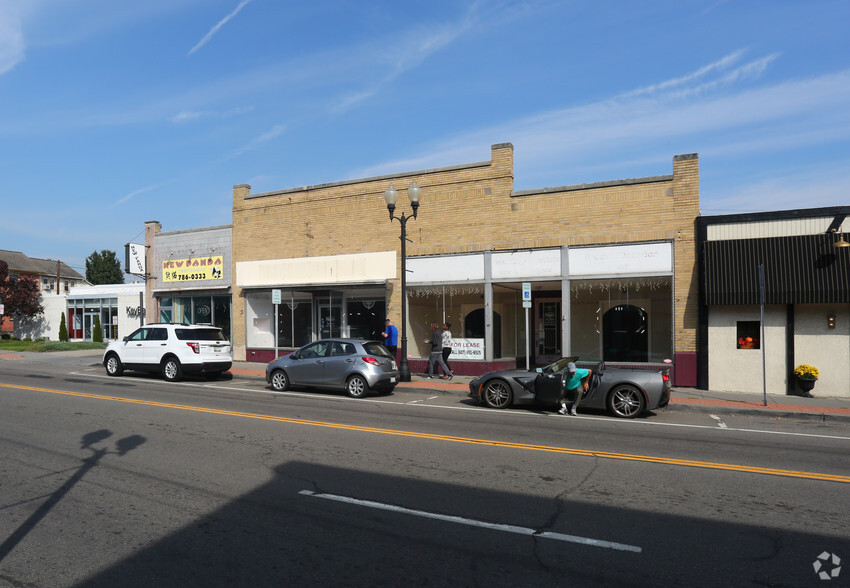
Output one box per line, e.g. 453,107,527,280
59,312,69,342
93,315,103,343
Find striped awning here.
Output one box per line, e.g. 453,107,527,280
703,234,850,305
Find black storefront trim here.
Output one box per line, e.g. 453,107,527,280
703,234,850,305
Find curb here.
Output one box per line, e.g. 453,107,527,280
666,399,850,422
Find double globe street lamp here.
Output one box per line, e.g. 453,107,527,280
384,179,421,382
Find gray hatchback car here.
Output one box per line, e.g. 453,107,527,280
266,339,399,398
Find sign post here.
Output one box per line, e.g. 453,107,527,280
272,289,281,358
522,283,532,370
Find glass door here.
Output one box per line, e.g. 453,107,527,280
316,291,343,339
83,311,99,341
535,299,561,364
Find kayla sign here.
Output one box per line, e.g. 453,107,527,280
163,257,224,282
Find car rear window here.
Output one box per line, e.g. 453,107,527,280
363,342,392,358
175,328,227,341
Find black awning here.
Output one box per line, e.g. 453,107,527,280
703,234,850,305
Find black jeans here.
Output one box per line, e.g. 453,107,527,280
442,347,452,372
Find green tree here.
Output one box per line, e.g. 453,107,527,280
85,250,124,285
59,311,69,342
93,315,103,342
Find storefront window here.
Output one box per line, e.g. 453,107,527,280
347,298,386,341
174,297,190,324
192,296,213,325
569,278,672,363
214,296,231,340
157,295,230,339
407,285,488,359
159,297,173,323
736,321,760,349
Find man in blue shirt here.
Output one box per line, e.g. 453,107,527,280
559,362,592,416
382,319,398,357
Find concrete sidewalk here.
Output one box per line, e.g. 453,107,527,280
3,350,849,421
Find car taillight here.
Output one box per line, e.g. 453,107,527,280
362,356,380,366
187,342,200,354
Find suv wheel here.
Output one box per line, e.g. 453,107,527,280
105,353,124,377
161,357,183,382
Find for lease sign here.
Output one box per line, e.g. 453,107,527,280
451,338,484,360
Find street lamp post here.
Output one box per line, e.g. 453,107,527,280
384,180,421,382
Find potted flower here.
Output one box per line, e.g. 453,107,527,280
793,364,818,396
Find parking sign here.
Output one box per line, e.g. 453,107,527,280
522,282,531,308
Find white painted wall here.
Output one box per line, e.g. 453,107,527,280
794,305,850,397
708,305,788,394
708,304,850,397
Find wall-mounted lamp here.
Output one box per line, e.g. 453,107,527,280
827,313,836,328
830,226,850,248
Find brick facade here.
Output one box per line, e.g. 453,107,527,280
229,143,699,382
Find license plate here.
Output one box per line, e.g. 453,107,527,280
390,377,397,383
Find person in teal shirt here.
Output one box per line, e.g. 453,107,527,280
559,362,592,416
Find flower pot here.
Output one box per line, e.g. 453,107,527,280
795,377,816,396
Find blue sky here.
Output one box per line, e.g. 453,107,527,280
2,0,848,276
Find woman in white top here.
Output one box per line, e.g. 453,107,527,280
441,323,453,376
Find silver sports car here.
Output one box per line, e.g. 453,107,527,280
468,357,671,418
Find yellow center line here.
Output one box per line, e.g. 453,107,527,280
4,382,849,484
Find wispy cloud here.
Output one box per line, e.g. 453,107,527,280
329,3,482,114
170,105,254,124
228,123,287,159
0,4,25,75
702,164,850,214
353,52,850,213
188,0,253,56
622,50,747,98
111,177,181,207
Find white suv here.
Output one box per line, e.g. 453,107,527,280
103,323,232,382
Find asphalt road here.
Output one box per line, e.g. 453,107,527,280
1,359,849,587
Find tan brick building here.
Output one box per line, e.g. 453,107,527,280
230,143,700,385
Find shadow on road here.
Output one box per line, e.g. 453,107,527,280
0,429,145,564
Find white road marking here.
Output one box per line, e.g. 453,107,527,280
299,490,642,553
709,414,728,429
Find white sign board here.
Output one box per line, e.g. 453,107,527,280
272,289,281,305
451,338,485,360
568,243,672,276
125,243,146,275
492,248,561,279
